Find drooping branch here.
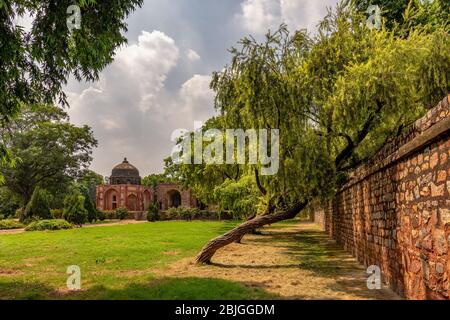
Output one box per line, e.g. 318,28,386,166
254,168,267,196
335,100,384,170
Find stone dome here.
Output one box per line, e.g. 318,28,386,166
110,158,141,185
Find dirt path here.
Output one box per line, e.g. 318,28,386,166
155,222,401,300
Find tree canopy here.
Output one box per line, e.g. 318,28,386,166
165,4,449,263
0,0,143,167
0,104,97,204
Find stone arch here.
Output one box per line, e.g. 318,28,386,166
105,188,118,210
127,194,138,211
167,189,182,209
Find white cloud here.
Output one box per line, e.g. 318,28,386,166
187,49,201,62
67,31,215,176
237,0,338,35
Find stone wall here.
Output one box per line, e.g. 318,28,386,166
314,96,450,300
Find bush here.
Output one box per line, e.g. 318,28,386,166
167,207,180,220
147,203,160,222
50,209,63,219
0,219,25,230
97,211,106,221
79,185,97,223
25,219,72,231
116,207,128,220
179,207,193,221
20,187,52,222
63,193,88,227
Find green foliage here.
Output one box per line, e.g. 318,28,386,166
167,5,449,218
79,185,98,223
97,211,106,221
147,203,160,222
115,207,129,220
0,1,143,176
167,207,180,220
0,105,98,205
0,187,21,217
21,187,52,222
25,219,72,232
50,209,63,219
0,219,24,230
63,193,88,227
213,175,261,220
77,169,104,202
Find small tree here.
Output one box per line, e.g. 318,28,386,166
63,193,88,227
21,187,52,223
147,203,160,222
79,185,98,223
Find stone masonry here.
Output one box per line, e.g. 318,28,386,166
314,95,450,300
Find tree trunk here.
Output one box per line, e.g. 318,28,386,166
195,201,308,264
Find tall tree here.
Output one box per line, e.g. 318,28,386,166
0,0,143,172
0,104,97,204
171,6,449,263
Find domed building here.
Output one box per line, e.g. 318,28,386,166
96,158,197,219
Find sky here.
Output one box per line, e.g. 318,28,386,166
61,0,339,178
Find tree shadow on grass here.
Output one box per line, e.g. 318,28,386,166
0,277,277,300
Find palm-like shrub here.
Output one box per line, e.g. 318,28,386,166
147,203,160,222
63,193,88,227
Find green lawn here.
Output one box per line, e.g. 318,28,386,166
0,221,273,300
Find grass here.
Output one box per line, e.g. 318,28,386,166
0,220,273,300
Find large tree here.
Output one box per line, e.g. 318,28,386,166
0,104,97,204
168,5,449,264
0,0,143,173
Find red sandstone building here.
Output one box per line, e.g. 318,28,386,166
96,158,197,213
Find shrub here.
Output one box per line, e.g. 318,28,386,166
179,207,193,221
167,207,180,220
79,185,97,223
20,187,52,222
25,219,72,231
50,209,63,219
116,207,128,220
190,208,201,219
97,211,106,221
0,219,25,230
103,211,116,220
63,193,88,227
147,203,160,222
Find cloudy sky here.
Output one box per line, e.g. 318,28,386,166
65,0,339,178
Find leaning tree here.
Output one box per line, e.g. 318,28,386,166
168,6,449,264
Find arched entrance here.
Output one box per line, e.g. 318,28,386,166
128,194,137,211
167,190,182,208
105,189,118,210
